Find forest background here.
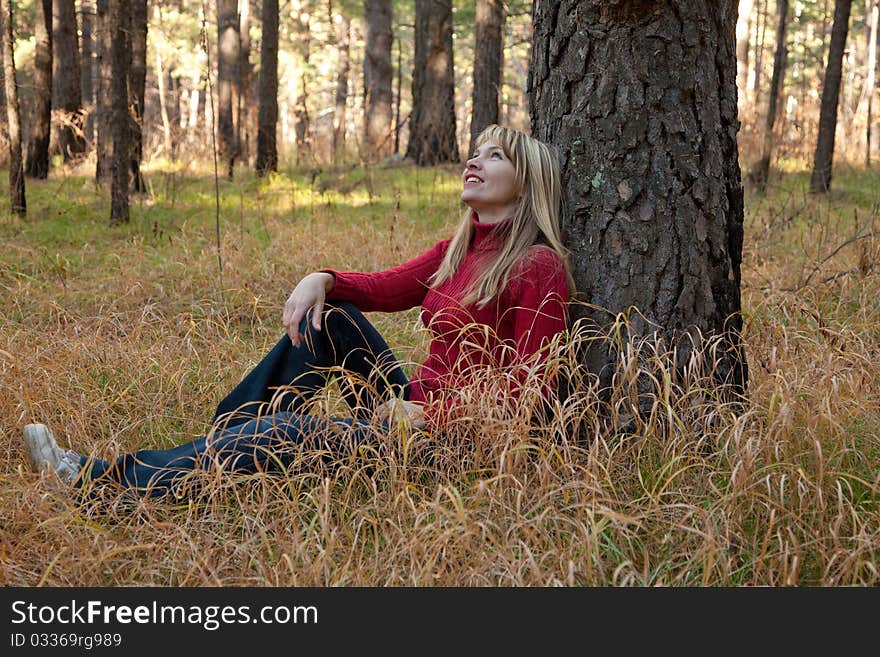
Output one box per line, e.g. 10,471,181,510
0,0,878,586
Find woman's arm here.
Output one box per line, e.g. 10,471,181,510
321,239,450,313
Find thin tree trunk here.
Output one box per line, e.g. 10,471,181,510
753,0,766,97
53,0,84,160
26,0,52,179
80,0,96,143
156,49,172,156
333,12,350,164
394,31,402,154
530,0,747,399
405,0,459,166
1,0,25,214
129,0,147,193
749,0,788,192
110,0,131,225
217,0,240,179
364,0,393,160
256,0,278,175
293,0,311,165
736,0,753,103
866,0,878,166
95,0,112,182
810,0,853,193
239,0,254,165
469,0,504,156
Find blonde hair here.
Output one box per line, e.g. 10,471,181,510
430,124,575,308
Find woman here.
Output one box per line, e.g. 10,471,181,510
23,124,575,498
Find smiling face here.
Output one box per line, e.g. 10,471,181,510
461,140,520,224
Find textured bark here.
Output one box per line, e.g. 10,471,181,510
217,0,240,179
749,0,788,192
1,0,25,213
80,0,96,142
469,0,505,155
810,0,853,193
53,0,85,160
256,0,278,175
529,0,747,394
406,0,459,166
26,0,52,179
364,0,393,159
95,0,112,182
110,0,131,225
333,13,351,164
129,0,147,193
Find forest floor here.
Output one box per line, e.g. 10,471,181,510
0,158,877,586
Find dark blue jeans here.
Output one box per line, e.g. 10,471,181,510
79,303,410,498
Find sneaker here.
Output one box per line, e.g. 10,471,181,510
23,423,81,485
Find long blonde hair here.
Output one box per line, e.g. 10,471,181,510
430,124,575,308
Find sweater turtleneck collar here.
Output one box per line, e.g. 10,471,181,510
470,212,512,251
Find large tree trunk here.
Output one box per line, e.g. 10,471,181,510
469,0,504,156
405,0,459,166
529,0,747,399
129,0,147,192
217,0,240,179
110,0,131,225
333,12,351,164
749,0,788,192
1,0,25,214
256,0,278,175
292,0,311,165
53,0,85,160
810,0,853,193
25,0,52,179
80,0,96,144
364,0,393,160
95,0,112,182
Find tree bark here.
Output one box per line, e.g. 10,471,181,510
129,0,147,193
1,0,25,214
333,12,351,164
405,0,459,166
110,0,131,225
256,0,278,175
95,0,112,182
26,0,52,179
217,0,240,179
529,0,747,398
469,0,504,156
810,0,853,193
53,0,85,160
753,0,766,96
749,0,788,192
364,0,393,160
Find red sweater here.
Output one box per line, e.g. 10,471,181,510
325,214,570,430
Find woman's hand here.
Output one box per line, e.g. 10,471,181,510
375,398,426,430
282,272,335,347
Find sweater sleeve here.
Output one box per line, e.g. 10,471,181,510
322,239,450,313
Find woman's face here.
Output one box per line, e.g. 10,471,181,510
461,140,519,223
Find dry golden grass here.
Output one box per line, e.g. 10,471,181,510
0,163,877,586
